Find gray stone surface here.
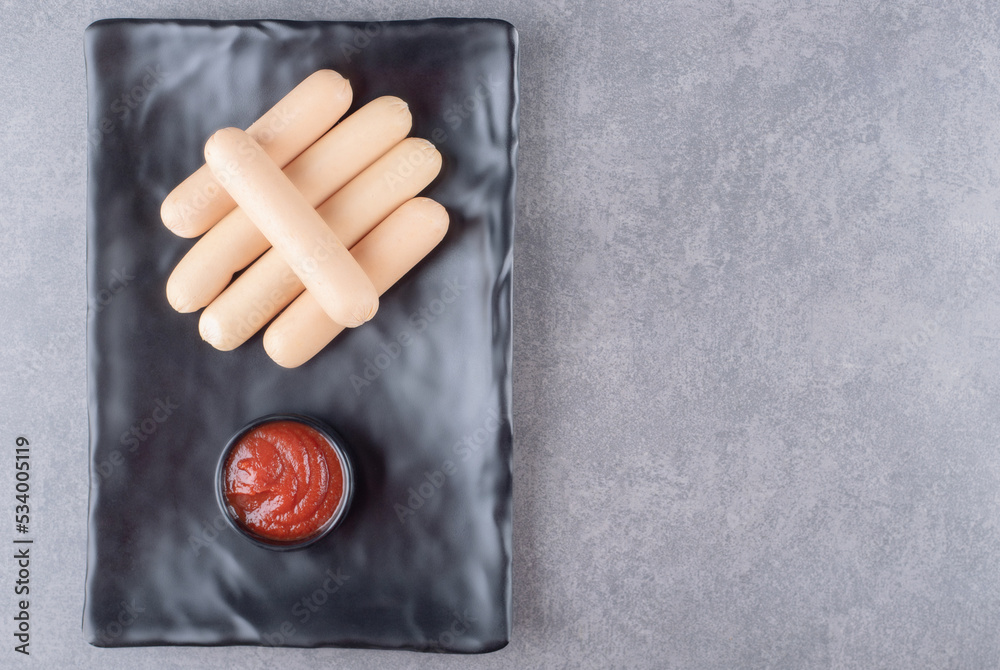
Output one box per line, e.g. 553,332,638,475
2,0,1000,667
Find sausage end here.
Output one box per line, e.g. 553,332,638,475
199,311,239,351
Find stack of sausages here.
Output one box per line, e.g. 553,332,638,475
161,70,449,368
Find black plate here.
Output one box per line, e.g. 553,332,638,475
83,17,517,653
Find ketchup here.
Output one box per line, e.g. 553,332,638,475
222,420,345,543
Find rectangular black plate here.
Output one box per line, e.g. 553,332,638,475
84,17,517,652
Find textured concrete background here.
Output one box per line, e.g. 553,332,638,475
2,0,1000,668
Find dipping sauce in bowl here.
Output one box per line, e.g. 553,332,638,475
217,415,353,549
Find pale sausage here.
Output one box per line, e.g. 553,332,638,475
161,70,353,238
203,128,378,331
198,138,442,350
166,96,412,313
263,198,450,368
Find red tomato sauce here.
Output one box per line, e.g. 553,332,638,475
223,420,344,542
